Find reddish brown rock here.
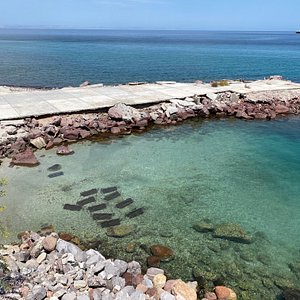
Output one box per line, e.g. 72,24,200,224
10,140,27,153
62,128,80,140
53,138,63,145
150,244,174,261
45,140,54,150
60,117,73,127
205,291,217,300
132,274,144,287
50,117,61,126
254,112,268,119
111,127,121,134
42,236,57,252
164,280,179,293
12,148,39,167
56,145,74,155
58,232,74,241
136,283,148,293
79,129,91,139
147,256,161,268
40,224,55,235
28,128,42,139
135,119,148,128
236,110,252,119
122,272,134,286
214,286,231,299
154,118,166,125
146,287,158,298
275,104,290,114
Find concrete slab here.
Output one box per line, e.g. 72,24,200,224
12,102,58,117
47,98,93,112
0,79,300,120
0,104,21,120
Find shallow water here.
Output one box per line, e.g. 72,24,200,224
1,117,300,298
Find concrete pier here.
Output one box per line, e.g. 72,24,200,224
0,79,300,121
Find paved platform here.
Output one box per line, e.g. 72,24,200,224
0,79,300,120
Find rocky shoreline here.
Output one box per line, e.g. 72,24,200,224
0,230,239,300
1,81,300,165
1,81,300,299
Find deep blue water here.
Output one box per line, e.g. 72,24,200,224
0,29,300,87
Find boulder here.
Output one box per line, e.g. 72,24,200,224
213,223,252,244
214,286,230,299
42,236,58,252
147,256,160,268
56,239,86,262
153,273,167,289
172,280,197,300
236,110,253,120
108,103,142,122
193,221,214,233
106,225,135,238
214,286,237,300
165,106,178,117
62,128,80,140
5,125,17,135
206,93,218,101
12,148,39,167
56,145,74,156
150,245,174,261
111,127,121,135
275,104,290,114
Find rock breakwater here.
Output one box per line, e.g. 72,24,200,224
1,87,300,165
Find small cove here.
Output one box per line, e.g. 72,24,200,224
1,117,300,298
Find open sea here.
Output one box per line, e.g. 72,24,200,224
0,30,300,299
0,29,300,87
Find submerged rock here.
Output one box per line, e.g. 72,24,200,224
11,148,39,167
213,223,252,244
106,225,135,238
56,145,74,156
215,286,237,300
150,245,174,262
283,288,300,300
147,256,161,268
193,221,214,233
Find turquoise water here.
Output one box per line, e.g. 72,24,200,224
0,117,300,298
0,30,300,87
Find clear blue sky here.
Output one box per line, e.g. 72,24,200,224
0,0,299,31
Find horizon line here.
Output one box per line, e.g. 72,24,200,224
0,26,296,32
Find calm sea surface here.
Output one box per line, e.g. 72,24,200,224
0,29,300,87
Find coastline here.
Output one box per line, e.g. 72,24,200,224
1,77,300,165
0,230,238,300
1,78,300,300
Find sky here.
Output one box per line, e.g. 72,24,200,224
0,0,299,31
